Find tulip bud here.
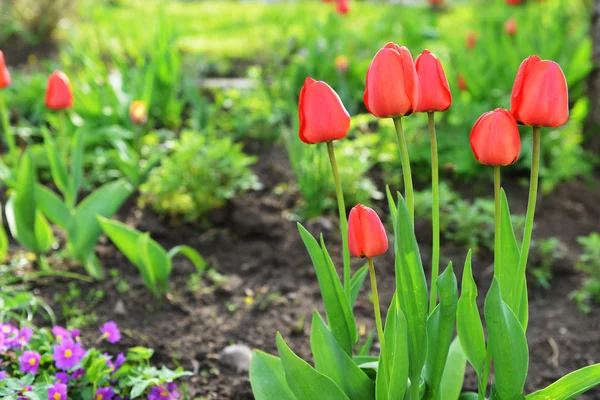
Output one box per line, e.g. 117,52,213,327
348,204,388,258
470,109,521,166
336,0,349,14
298,77,350,144
45,71,73,110
466,31,478,50
510,55,568,128
129,100,148,125
334,55,349,74
414,49,451,113
504,18,517,36
457,73,468,92
0,51,11,89
364,43,420,118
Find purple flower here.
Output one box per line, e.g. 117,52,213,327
71,328,81,339
17,385,33,400
104,353,115,371
95,386,115,400
0,370,6,380
99,322,121,344
19,351,40,375
0,323,16,336
71,368,85,379
53,339,86,370
55,372,70,384
1,323,19,348
52,326,72,343
48,382,67,400
114,353,126,372
17,326,33,347
149,384,179,400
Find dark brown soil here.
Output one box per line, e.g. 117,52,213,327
33,144,600,399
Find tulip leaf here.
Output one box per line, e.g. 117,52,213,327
276,333,350,400
297,223,356,355
33,211,54,253
390,192,428,384
350,264,368,308
42,128,70,203
457,250,486,375
439,338,467,400
526,364,600,400
69,128,85,206
36,184,70,229
484,278,529,400
250,350,296,400
310,311,375,400
138,232,171,292
167,245,207,275
0,203,8,262
496,190,528,329
424,264,458,400
384,295,409,400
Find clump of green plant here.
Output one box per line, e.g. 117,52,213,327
570,233,600,314
139,131,261,221
529,237,565,290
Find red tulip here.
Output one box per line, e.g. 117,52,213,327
348,204,388,258
129,100,148,125
45,71,73,110
510,55,569,128
364,43,420,118
0,51,11,89
506,0,524,4
336,0,349,14
504,18,517,36
457,73,468,92
298,77,350,144
470,109,521,166
466,31,478,50
414,49,451,113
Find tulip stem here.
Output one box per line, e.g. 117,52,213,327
326,140,351,301
58,110,68,161
494,165,501,271
0,91,18,166
514,126,540,329
368,257,389,388
393,117,414,225
427,112,440,314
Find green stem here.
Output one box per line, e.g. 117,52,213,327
514,126,540,326
326,141,351,301
58,110,68,161
0,91,18,166
427,112,440,314
494,165,501,271
393,117,414,225
368,257,389,387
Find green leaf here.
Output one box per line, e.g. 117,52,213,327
358,329,376,357
36,184,70,229
496,190,528,329
457,250,486,375
385,295,409,400
425,264,458,400
484,278,529,400
276,333,350,400
390,193,428,383
68,179,134,278
33,211,53,253
311,311,375,399
526,364,600,400
167,245,207,275
250,351,296,400
350,264,368,308
0,203,8,262
138,232,171,292
458,393,479,400
297,224,356,355
42,128,70,202
69,128,85,205
440,338,467,400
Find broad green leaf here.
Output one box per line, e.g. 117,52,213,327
385,295,409,400
297,224,355,355
276,333,350,400
138,233,171,291
457,250,486,375
250,351,296,400
69,128,85,205
350,264,368,308
526,364,600,400
36,184,70,229
425,264,458,400
167,245,207,275
390,193,428,383
311,311,375,399
0,203,8,262
5,195,36,252
440,338,467,400
42,128,70,202
496,190,528,329
458,393,479,400
484,278,529,400
68,179,134,276
33,211,54,253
